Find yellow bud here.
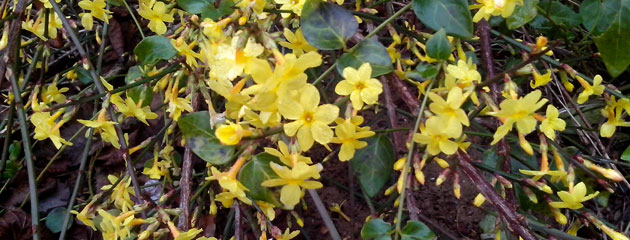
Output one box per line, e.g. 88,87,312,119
552,208,567,225
0,26,9,51
435,168,450,186
216,122,251,145
434,157,449,168
473,194,485,207
518,133,534,155
393,158,406,170
396,173,404,193
414,168,425,185
384,185,396,196
238,16,247,25
210,200,217,215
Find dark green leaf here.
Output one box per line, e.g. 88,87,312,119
621,144,630,161
2,141,20,179
177,0,213,14
406,63,438,82
45,207,71,233
401,220,435,240
301,0,358,50
593,0,630,77
351,135,395,197
412,0,473,39
336,38,393,77
238,153,281,205
124,66,143,85
76,67,92,85
201,0,235,20
425,29,451,60
538,0,581,28
124,66,152,107
178,111,234,165
361,218,392,240
134,36,177,65
506,0,539,29
580,0,620,36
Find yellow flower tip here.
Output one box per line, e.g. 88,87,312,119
393,158,406,171
434,157,450,168
216,122,251,145
518,133,534,155
552,209,567,225
414,168,425,185
473,193,485,207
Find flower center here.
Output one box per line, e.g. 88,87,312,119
302,112,314,124
356,82,366,90
494,0,505,8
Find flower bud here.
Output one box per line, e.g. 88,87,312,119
473,193,485,207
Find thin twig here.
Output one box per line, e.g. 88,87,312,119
308,189,341,240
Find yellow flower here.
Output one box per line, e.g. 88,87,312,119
31,110,72,149
201,18,230,41
212,36,264,81
164,79,193,121
413,116,459,156
167,221,203,240
600,99,630,137
279,85,339,151
101,175,136,211
576,75,605,104
264,141,312,167
427,87,469,137
275,0,306,17
274,228,300,240
97,209,140,240
142,154,169,179
444,59,481,88
78,0,112,30
278,28,316,57
137,0,174,35
78,109,121,149
207,166,251,207
110,94,158,125
335,63,383,110
330,120,374,161
261,162,323,209
171,39,201,68
489,90,547,145
540,105,566,140
549,182,598,210
472,0,523,22
39,0,61,8
256,201,276,221
215,121,252,145
22,11,63,40
530,70,552,88
41,79,68,104
72,202,97,230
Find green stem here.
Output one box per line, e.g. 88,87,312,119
8,74,40,240
308,189,342,240
394,69,437,240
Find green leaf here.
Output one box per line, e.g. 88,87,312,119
178,111,235,165
412,0,473,39
621,144,630,161
202,0,235,20
134,36,177,65
76,67,92,85
301,0,358,50
580,0,620,36
351,135,395,197
336,38,393,77
538,0,581,28
425,29,451,60
593,0,630,77
125,66,152,107
401,221,435,240
506,0,539,29
45,207,71,233
361,218,392,240
406,63,438,82
177,0,213,14
238,153,281,205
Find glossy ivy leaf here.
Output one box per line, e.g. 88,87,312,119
506,0,539,29
361,218,392,240
412,0,473,39
538,0,581,28
593,0,630,77
46,207,71,233
621,144,630,161
351,134,395,197
336,38,393,77
238,153,281,205
178,111,234,165
301,0,358,50
177,0,213,14
76,67,92,85
401,221,435,240
425,29,451,60
580,0,620,36
134,36,177,65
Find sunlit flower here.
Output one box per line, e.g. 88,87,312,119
215,121,252,145
31,109,72,149
549,182,598,210
530,70,552,89
279,28,316,57
576,75,605,104
78,109,121,149
171,39,201,68
41,79,69,104
330,120,374,161
137,0,174,35
471,0,524,22
264,141,312,167
275,0,306,17
335,63,383,110
78,0,112,30
427,87,469,137
110,94,158,125
413,116,460,155
489,90,547,144
164,79,193,121
101,175,135,211
261,162,323,209
540,105,566,140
